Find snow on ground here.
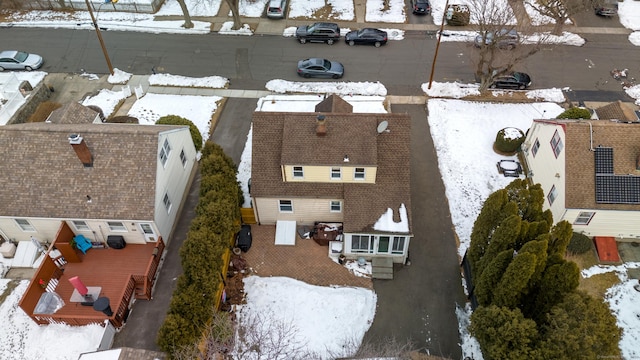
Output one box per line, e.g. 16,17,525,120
237,276,376,359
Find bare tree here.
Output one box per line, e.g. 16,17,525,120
234,310,312,360
526,0,593,35
468,0,544,91
328,335,416,359
225,0,242,30
172,311,235,360
176,0,194,29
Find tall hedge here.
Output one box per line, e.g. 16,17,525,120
156,115,204,152
157,141,241,356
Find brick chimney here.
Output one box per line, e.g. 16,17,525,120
316,115,327,136
68,134,93,167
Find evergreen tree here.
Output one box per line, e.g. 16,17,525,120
547,220,573,255
528,260,580,322
470,305,539,360
539,291,621,359
475,214,521,278
474,249,513,306
493,252,537,309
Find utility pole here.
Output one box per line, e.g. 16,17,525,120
84,0,115,75
428,0,449,89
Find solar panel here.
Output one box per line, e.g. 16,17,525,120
594,147,613,174
596,175,640,204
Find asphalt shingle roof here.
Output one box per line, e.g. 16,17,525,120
0,122,183,220
564,120,640,210
252,105,412,234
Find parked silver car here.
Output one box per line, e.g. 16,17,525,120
474,29,519,50
297,58,344,79
0,50,44,71
266,0,287,19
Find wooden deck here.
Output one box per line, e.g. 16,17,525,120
19,222,164,328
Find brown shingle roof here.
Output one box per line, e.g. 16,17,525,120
594,101,639,122
314,94,354,113
281,113,377,166
252,110,412,234
46,102,99,124
0,122,182,220
564,120,640,210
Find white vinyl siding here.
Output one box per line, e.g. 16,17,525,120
562,208,640,239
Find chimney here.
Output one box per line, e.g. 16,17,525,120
68,134,93,167
316,115,327,136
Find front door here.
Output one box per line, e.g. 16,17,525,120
139,223,157,242
378,236,390,253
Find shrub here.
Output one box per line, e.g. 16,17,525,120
447,11,470,26
568,232,593,254
557,107,591,119
156,115,203,152
495,127,525,153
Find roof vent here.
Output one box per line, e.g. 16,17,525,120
316,115,327,136
68,134,93,167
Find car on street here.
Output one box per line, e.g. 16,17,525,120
297,58,344,79
295,22,341,44
489,72,532,90
345,28,388,47
411,0,432,14
235,224,253,253
0,50,44,71
474,29,519,49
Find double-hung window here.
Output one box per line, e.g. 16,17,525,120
159,139,172,167
550,130,563,158
72,220,90,231
574,211,595,225
180,149,187,167
15,218,35,232
392,237,406,254
331,167,341,180
107,221,127,232
163,193,172,213
330,200,342,212
354,168,365,180
279,200,293,212
531,138,540,157
547,185,558,205
293,166,304,179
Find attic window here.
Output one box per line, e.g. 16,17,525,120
159,139,172,167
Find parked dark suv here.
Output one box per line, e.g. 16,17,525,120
295,22,341,45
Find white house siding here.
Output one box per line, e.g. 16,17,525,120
523,122,566,223
0,218,157,245
253,197,344,225
154,128,197,240
342,233,410,264
564,208,640,239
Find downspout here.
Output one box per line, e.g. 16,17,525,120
588,121,595,151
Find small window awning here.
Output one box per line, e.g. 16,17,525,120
275,220,296,246
594,236,621,263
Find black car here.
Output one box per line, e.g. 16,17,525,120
297,58,344,79
295,22,341,45
411,0,431,15
345,28,388,47
489,72,532,90
235,224,252,252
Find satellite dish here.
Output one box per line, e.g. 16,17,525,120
377,121,389,134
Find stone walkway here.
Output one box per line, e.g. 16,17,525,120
242,225,373,289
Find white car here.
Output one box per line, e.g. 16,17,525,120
0,50,44,71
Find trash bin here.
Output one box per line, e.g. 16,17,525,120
93,297,113,316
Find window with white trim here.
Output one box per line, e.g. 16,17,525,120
15,218,35,232
550,130,563,158
392,236,405,254
293,166,304,179
279,200,293,212
351,235,373,253
330,200,342,212
159,138,172,167
331,167,341,180
180,149,187,167
354,168,365,180
547,185,558,205
531,138,540,157
163,193,172,213
107,221,127,232
72,220,90,231
574,211,595,225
